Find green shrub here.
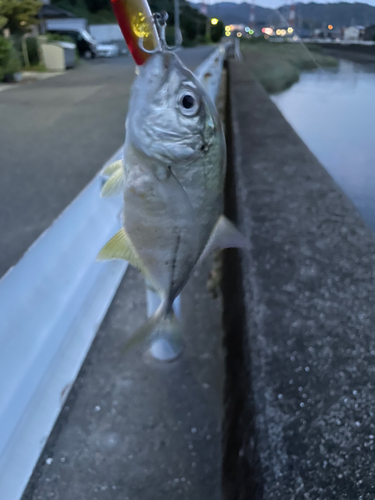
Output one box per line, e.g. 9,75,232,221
26,37,40,65
0,37,21,80
4,48,21,74
0,37,11,67
45,33,75,44
10,36,40,67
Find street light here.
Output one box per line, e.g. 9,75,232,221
328,24,333,30
211,18,219,26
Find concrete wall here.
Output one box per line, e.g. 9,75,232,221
223,59,375,499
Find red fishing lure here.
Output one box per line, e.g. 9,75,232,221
110,0,160,65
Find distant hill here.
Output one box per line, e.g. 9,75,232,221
192,2,375,29
193,2,273,25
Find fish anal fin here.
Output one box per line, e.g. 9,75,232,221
199,215,248,263
100,168,124,198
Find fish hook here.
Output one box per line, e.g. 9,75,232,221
138,11,182,55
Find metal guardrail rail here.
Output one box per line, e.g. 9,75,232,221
0,45,227,500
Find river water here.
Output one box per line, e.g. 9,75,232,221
271,59,375,230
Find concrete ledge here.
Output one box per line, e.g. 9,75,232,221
22,264,224,500
224,59,375,499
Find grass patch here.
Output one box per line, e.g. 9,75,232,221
23,63,47,72
242,39,338,94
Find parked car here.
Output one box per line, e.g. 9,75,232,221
47,29,98,59
96,43,120,58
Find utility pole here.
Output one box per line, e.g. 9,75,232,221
174,0,180,46
289,1,295,30
200,0,210,43
250,0,255,32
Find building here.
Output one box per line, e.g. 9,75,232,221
343,25,364,41
364,25,375,41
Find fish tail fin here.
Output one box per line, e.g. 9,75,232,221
122,301,181,355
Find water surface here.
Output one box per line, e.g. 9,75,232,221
272,59,375,229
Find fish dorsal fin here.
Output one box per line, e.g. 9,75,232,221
199,215,249,263
100,167,124,198
101,159,123,177
97,228,145,273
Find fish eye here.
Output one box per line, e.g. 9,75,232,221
182,94,195,109
178,89,200,117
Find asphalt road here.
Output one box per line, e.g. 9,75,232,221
0,46,214,279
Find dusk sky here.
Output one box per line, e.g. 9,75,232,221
189,0,375,9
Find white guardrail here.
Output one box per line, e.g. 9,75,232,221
0,45,227,500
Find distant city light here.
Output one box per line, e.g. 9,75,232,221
276,29,282,35
225,32,231,37
225,25,231,31
237,32,242,37
249,29,254,34
262,27,274,35
281,29,287,36
287,27,294,33
328,24,333,30
245,27,250,32
211,18,219,25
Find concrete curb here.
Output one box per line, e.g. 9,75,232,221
224,59,375,499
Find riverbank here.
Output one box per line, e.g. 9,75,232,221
242,40,338,93
321,44,375,65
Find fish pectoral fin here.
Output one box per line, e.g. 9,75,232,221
100,167,125,198
97,228,145,271
101,159,123,177
199,215,249,263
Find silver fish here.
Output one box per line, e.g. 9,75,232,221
99,47,246,346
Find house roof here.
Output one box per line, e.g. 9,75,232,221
37,4,76,19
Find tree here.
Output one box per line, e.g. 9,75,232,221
0,0,42,34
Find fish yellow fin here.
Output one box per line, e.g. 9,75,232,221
101,159,123,177
100,168,124,198
97,228,144,273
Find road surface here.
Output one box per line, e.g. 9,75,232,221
0,46,214,279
